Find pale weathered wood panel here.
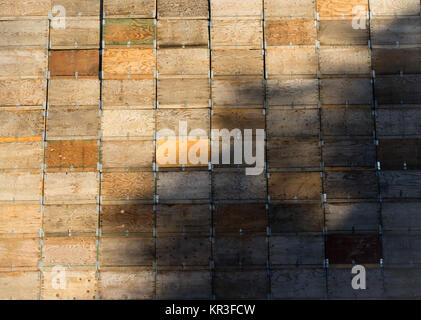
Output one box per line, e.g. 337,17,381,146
42,237,97,266
102,79,155,108
158,0,209,18
319,20,369,45
103,18,155,47
266,46,318,76
158,19,208,48
158,48,209,76
158,78,210,108
265,0,315,18
51,0,100,16
370,0,420,16
0,172,42,201
320,47,371,75
0,20,48,48
317,0,368,18
0,238,40,267
101,172,155,201
267,79,319,105
211,19,262,48
101,140,154,169
0,110,44,138
211,0,262,17
48,79,100,106
212,49,263,76
321,78,373,105
0,79,46,106
101,110,155,138
0,205,42,234
0,272,40,300
265,19,317,46
0,0,50,17
0,49,47,79
104,0,156,17
50,18,100,49
0,141,43,170
212,78,264,107
47,108,99,139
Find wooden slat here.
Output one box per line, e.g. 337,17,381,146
214,203,266,233
211,19,263,49
156,270,211,299
212,78,264,107
157,109,209,134
266,46,318,76
376,106,421,137
46,140,98,170
0,20,48,48
158,0,209,18
378,139,421,170
372,47,421,75
158,48,209,76
212,109,265,132
157,172,210,201
103,18,155,47
103,0,156,17
0,172,42,202
102,79,155,108
325,202,379,231
324,171,378,200
383,202,421,230
319,20,369,45
0,271,39,300
371,17,421,45
384,268,421,298
375,76,421,104
156,204,210,234
101,172,154,201
214,270,268,299
47,108,99,139
157,236,211,266
269,172,321,200
317,0,368,18
51,0,100,16
101,204,154,233
212,49,263,77
213,171,266,201
266,78,319,105
101,140,154,169
103,49,155,78
0,205,41,234
158,78,210,108
326,235,382,264
321,78,372,105
42,237,96,266
265,19,317,46
49,50,99,77
0,0,50,18
0,49,47,79
264,0,315,18
50,18,100,49
0,238,39,267
0,79,46,106
211,0,262,17
269,203,323,233
101,110,155,138
157,19,208,48
323,139,376,168
0,109,43,139
270,235,324,265
383,234,421,264
267,108,319,138
379,171,421,199
0,141,43,170
268,139,320,169
48,79,100,106
370,0,421,16
320,47,371,75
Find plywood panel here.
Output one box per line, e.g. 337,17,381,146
157,109,209,133
103,18,155,47
0,172,42,202
156,270,211,299
48,79,100,106
0,0,49,17
104,0,156,17
379,171,421,199
158,48,209,76
267,139,320,169
325,202,379,231
99,269,154,299
0,109,43,139
370,0,420,16
0,272,39,300
0,141,43,170
0,49,47,79
212,109,265,132
270,235,324,265
265,0,315,18
100,236,155,266
101,110,155,138
371,18,421,45
47,108,99,139
214,203,266,233
214,270,268,299
43,204,98,235
382,202,421,230
266,79,319,105
101,140,154,169
101,172,154,201
157,236,210,266
44,172,99,203
102,79,154,108
384,268,421,298
49,50,99,77
321,78,372,105
324,171,378,199
157,172,210,201
269,204,323,233
156,204,210,234
101,204,154,233
0,79,46,106
0,20,48,48
265,19,317,46
42,269,97,300
383,235,421,264
103,49,155,78
317,0,368,18
212,78,264,107
319,20,369,45
211,0,262,17
46,140,98,170
0,238,39,267
42,237,96,266
266,46,318,76
213,171,266,200
158,0,209,18
50,18,100,49
51,0,100,16
267,109,319,138
157,19,208,48
372,47,421,75
0,205,41,234
378,139,421,170
211,19,262,48
320,47,371,75
323,139,376,168
375,76,421,104
269,172,322,200
212,49,263,76
376,107,421,137
326,235,382,264
158,78,210,108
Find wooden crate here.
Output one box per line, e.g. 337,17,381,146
101,109,155,139
47,108,99,140
0,172,42,202
382,202,421,230
42,269,97,300
325,202,379,232
270,235,324,265
372,47,421,75
0,141,43,170
266,78,319,106
157,236,210,266
324,171,378,200
326,235,382,264
103,49,155,79
321,105,374,137
319,20,369,45
0,0,49,18
370,0,421,17
383,234,421,264
157,172,210,201
51,0,100,16
211,78,264,107
0,238,40,267
157,19,209,48
101,204,154,233
0,271,40,300
49,50,99,77
0,79,46,106
211,0,262,17
322,139,376,168
269,172,322,200
379,171,421,199
158,0,209,18
101,172,154,201
267,108,319,138
158,48,209,76
0,49,47,79
321,78,373,105
103,18,155,47
0,20,48,48
0,205,42,234
265,19,317,46
266,46,318,76
102,79,155,108
103,0,156,18
375,75,421,104
50,18,100,49
214,269,268,299
272,268,325,299
42,237,96,266
213,170,266,201
156,270,211,299
378,139,421,170
264,0,315,18
212,49,263,77
43,204,98,235
46,140,98,170
214,235,267,266
48,79,100,106
101,140,154,170
317,0,368,19
158,78,210,108
214,203,266,234
267,139,321,170
371,17,421,45
384,268,421,298
319,47,371,75
211,19,262,49
376,106,421,137
99,236,154,267
44,172,99,203
99,268,155,300
156,204,210,234
269,203,323,233
0,109,43,139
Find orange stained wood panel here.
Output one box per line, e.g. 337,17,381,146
49,50,99,77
